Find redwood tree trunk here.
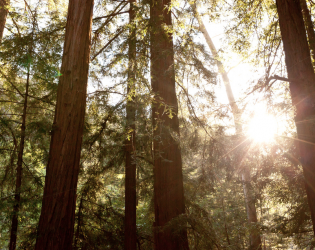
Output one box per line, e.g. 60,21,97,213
0,0,8,40
300,0,315,64
150,1,189,249
276,0,315,236
35,1,94,249
125,1,137,249
8,60,30,250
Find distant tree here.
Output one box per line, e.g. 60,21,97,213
8,45,31,250
125,0,137,249
193,5,262,249
150,0,189,249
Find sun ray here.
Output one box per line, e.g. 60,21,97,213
276,135,315,146
235,142,254,174
219,137,250,160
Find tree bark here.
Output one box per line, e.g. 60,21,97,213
276,0,315,237
0,0,8,41
125,1,137,250
300,0,315,65
193,6,262,249
242,170,262,249
8,56,30,250
35,1,94,249
150,1,189,249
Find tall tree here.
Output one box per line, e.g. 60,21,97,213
35,0,94,249
150,0,189,249
8,51,31,250
276,0,315,236
124,0,137,249
193,6,262,249
0,0,8,40
300,0,315,64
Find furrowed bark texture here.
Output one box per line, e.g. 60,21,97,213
300,0,315,64
124,1,137,249
8,64,30,250
194,7,262,249
150,1,189,249
0,0,8,40
276,0,315,236
35,0,94,249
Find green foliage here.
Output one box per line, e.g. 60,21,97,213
0,0,314,249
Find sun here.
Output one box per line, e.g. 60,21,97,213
247,110,277,143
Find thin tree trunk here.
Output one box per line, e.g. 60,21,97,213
300,0,315,65
125,1,137,249
35,0,94,249
8,57,30,250
221,198,231,246
0,0,8,40
150,1,189,249
276,0,315,237
242,170,262,249
193,6,240,127
193,6,262,249
74,198,83,250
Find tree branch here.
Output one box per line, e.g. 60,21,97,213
91,28,125,61
93,11,129,21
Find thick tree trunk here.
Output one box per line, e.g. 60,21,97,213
8,61,30,250
300,0,315,65
124,1,137,250
150,1,189,249
276,0,315,236
0,0,8,40
194,7,262,249
35,1,94,249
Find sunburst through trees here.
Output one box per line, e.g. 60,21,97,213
0,0,315,249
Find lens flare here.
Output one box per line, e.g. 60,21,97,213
247,111,277,143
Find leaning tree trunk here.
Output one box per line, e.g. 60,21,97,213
0,0,8,40
276,0,315,236
8,57,30,250
194,6,262,249
300,0,315,65
124,1,137,249
150,1,189,249
35,0,94,249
